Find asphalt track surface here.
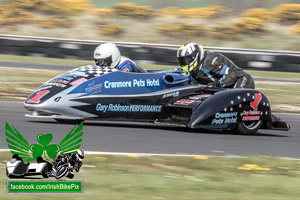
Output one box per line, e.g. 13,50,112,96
0,102,299,158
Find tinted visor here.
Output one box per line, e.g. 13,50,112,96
95,55,113,67
78,153,84,159
178,50,198,66
178,57,187,66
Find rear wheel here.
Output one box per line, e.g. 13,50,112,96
236,120,263,135
55,119,84,124
42,173,49,178
224,120,262,135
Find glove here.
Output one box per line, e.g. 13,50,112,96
206,81,220,88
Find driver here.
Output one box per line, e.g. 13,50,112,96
177,42,255,89
94,42,146,73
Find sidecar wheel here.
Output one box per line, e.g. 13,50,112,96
236,120,263,135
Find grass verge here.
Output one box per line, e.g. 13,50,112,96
255,82,300,113
0,67,63,101
0,152,300,199
0,54,95,66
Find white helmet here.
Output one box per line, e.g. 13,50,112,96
94,42,121,69
76,149,84,161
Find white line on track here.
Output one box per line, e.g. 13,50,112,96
2,149,300,160
0,149,244,158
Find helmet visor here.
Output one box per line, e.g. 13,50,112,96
95,56,112,67
178,56,187,66
178,51,197,67
178,55,195,66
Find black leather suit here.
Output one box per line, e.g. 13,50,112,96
191,51,255,89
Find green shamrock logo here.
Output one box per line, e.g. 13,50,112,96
5,122,83,162
30,133,60,160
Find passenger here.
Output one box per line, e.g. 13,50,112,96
94,42,146,73
177,42,255,89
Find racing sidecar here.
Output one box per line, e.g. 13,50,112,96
24,65,290,134
6,155,51,178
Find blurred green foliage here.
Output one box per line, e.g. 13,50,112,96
90,0,300,11
0,1,300,50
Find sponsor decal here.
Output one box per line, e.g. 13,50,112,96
173,94,211,104
146,78,160,87
188,94,211,100
49,79,70,85
5,123,84,185
250,93,262,110
85,81,103,94
67,71,89,77
242,110,260,115
55,75,75,81
27,90,50,103
96,103,162,113
44,82,67,88
104,79,160,89
211,112,238,124
174,99,195,105
242,115,260,121
70,78,87,86
162,91,179,99
104,80,131,88
212,57,218,65
63,73,81,78
36,85,52,91
79,66,102,73
240,76,248,88
242,110,261,121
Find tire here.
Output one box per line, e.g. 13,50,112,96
55,119,84,124
236,120,263,135
56,166,69,179
66,173,74,179
42,173,49,178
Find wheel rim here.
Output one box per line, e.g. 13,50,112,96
242,121,261,130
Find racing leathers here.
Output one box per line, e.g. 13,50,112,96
116,56,146,73
191,51,255,89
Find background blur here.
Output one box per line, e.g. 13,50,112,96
1,0,300,50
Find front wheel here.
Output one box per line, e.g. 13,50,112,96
236,120,263,135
